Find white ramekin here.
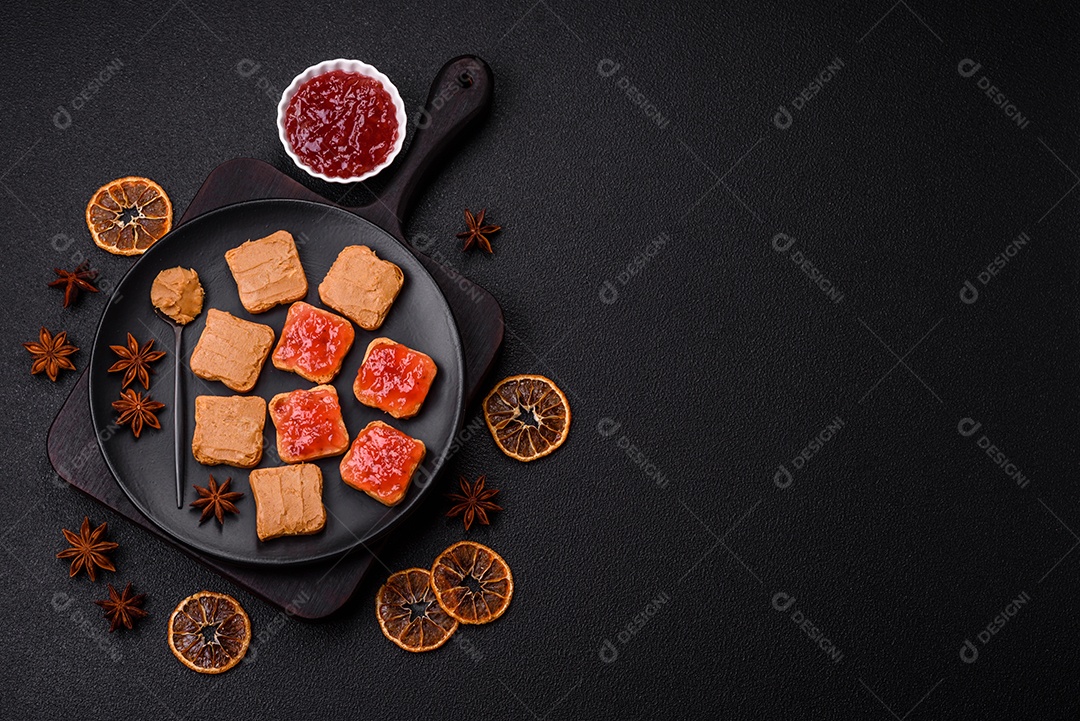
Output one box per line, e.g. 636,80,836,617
277,59,407,184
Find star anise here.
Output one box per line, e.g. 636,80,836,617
112,389,165,438
190,475,244,526
48,261,99,308
456,208,501,253
56,517,118,581
446,475,502,531
94,582,148,632
108,333,166,389
23,327,78,382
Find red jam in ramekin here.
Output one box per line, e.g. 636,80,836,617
283,70,400,179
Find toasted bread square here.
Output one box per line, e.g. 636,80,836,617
340,421,426,506
224,230,308,314
271,301,355,384
268,385,350,463
249,464,326,541
353,337,438,419
318,245,403,330
189,309,275,392
191,395,267,468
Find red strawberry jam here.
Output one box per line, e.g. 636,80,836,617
272,302,355,384
340,421,426,506
353,338,438,419
284,70,400,178
268,386,350,463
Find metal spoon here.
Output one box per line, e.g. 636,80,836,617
155,308,185,508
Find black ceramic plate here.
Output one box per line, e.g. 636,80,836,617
88,199,465,566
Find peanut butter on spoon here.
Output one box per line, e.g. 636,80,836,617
151,266,205,508
151,267,204,325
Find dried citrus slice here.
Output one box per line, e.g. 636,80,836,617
430,541,513,625
85,176,173,255
376,568,458,652
483,374,570,462
167,591,251,674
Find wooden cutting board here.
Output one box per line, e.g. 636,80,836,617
46,56,503,618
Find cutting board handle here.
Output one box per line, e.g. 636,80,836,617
360,55,494,237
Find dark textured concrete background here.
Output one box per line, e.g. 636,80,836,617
1,1,1078,718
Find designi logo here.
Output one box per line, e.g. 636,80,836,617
959,591,1031,664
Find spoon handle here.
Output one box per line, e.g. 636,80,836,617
173,323,184,508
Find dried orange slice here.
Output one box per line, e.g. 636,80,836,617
85,176,173,255
167,591,251,674
483,374,570,462
376,568,458,652
430,541,513,625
